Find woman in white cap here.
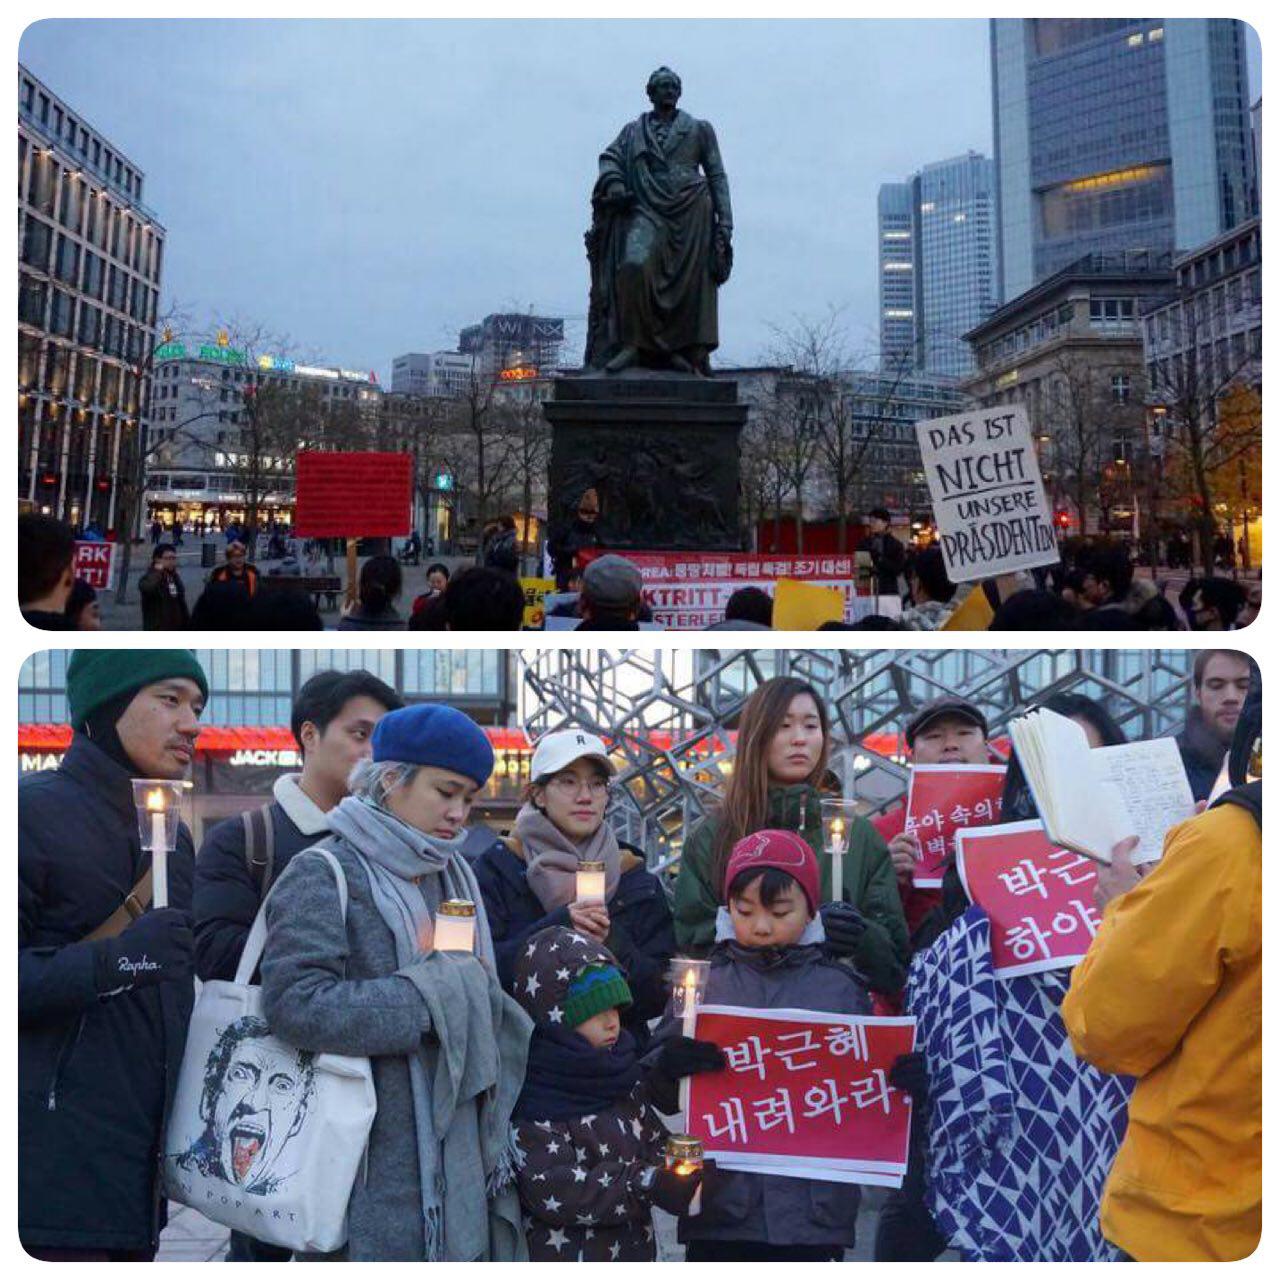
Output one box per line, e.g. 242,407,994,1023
472,729,675,1049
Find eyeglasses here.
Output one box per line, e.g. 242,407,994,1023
546,774,611,797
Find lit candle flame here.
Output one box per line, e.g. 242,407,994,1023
146,788,166,813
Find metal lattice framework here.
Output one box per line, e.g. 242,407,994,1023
517,649,1195,871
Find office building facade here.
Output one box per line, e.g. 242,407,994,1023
18,64,165,530
390,350,478,398
147,339,381,530
992,18,1257,302
879,153,996,378
459,312,565,378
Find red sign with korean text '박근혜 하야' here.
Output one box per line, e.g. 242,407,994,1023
955,819,1102,979
905,763,1007,889
686,1007,916,1187
292,451,413,538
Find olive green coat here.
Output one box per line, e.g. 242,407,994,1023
671,784,909,994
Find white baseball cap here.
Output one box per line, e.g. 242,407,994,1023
530,729,616,781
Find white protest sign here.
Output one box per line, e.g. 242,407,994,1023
915,403,1059,582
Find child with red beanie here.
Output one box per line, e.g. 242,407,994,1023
645,829,926,1262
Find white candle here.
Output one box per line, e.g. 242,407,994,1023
434,900,477,952
676,965,702,1120
576,860,606,905
830,816,845,904
147,789,169,909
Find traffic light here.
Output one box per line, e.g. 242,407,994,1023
1054,510,1072,529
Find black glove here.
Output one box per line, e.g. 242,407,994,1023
649,1165,703,1216
820,901,868,955
95,908,194,994
656,1035,726,1080
888,1051,930,1103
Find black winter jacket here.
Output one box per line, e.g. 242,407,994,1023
18,735,196,1252
649,941,872,1251
471,839,676,1049
192,775,331,981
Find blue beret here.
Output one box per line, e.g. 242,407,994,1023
370,704,494,787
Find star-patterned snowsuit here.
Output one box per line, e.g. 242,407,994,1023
510,928,671,1261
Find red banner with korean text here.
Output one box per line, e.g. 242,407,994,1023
905,764,1007,889
577,550,881,629
686,1006,916,1186
955,819,1102,978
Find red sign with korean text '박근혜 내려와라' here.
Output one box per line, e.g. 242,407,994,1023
292,451,413,538
955,819,1102,979
685,1007,916,1187
905,764,1007,889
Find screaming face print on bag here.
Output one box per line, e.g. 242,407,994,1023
173,1016,316,1194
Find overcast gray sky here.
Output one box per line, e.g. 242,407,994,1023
20,19,1261,378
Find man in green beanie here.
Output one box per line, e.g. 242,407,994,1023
19,650,208,1259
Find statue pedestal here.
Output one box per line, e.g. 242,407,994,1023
544,372,747,552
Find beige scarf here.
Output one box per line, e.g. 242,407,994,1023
513,803,622,911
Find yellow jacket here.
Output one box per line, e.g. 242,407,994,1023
1061,802,1261,1261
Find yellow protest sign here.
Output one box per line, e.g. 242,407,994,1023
519,577,555,629
773,578,844,631
941,583,995,631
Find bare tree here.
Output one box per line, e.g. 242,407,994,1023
492,384,553,575
1145,297,1261,572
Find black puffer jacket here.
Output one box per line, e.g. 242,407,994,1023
472,838,675,1049
18,735,196,1252
649,941,872,1251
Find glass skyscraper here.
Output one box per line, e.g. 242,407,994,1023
878,153,996,378
992,18,1257,302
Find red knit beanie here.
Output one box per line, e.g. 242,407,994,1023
723,829,821,915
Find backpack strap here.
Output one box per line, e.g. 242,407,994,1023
234,846,349,987
82,868,154,942
242,805,277,897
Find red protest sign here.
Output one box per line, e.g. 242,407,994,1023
955,819,1102,979
293,451,412,538
686,1006,916,1186
73,540,117,590
905,763,1007,888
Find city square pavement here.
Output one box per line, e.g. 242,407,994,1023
158,1190,898,1262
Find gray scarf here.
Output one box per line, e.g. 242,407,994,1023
326,797,532,1260
513,802,622,912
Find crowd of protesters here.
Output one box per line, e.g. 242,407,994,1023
18,652,1260,1261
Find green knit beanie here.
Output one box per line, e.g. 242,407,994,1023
67,650,209,731
563,963,633,1029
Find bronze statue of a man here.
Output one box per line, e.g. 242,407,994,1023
584,67,733,377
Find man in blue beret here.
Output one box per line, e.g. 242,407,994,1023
19,650,208,1259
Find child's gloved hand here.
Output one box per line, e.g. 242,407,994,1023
649,1165,703,1215
655,1035,725,1080
819,901,867,955
888,1051,930,1102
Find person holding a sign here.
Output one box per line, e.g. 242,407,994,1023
657,829,922,1261
19,650,208,1260
509,927,700,1260
673,677,908,994
1061,687,1261,1262
900,692,1137,1262
473,730,674,1050
257,704,532,1260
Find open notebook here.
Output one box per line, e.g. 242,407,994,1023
1007,707,1197,865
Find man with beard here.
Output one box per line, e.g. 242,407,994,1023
175,1016,315,1195
1176,650,1252,801
19,650,207,1260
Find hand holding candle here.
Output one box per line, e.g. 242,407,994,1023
660,1134,705,1217
575,859,606,905
671,959,710,1118
131,780,186,911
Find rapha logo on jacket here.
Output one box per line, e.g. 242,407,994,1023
118,954,162,976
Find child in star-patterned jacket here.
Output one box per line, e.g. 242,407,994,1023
509,927,702,1261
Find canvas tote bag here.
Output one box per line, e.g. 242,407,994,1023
162,848,376,1253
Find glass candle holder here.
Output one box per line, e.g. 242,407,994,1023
575,859,607,905
820,798,859,904
671,958,710,1037
664,1134,704,1177
434,899,477,953
131,779,188,909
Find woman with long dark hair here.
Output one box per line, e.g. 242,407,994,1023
672,676,909,994
338,555,405,631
